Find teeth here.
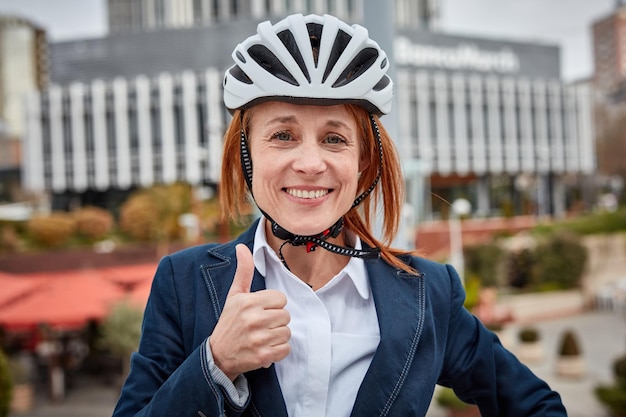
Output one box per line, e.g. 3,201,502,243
286,189,329,199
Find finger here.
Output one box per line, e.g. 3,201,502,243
227,244,255,297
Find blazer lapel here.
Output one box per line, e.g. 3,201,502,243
350,259,426,417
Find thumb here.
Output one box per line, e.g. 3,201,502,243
228,244,255,296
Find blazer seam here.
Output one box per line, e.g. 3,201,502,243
379,275,426,416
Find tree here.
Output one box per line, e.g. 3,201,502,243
98,302,144,379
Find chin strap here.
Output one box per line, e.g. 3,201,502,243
239,112,383,268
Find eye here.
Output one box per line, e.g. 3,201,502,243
324,135,347,145
271,131,292,141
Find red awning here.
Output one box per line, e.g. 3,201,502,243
0,271,126,330
0,272,46,308
127,278,154,308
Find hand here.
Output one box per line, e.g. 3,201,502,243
210,244,291,381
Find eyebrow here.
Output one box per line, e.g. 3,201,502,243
264,115,353,132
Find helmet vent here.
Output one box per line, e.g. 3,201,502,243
228,65,253,84
248,44,300,86
277,29,311,83
332,47,378,88
373,75,391,91
323,29,352,84
306,22,323,66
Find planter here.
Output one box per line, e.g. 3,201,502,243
10,383,34,413
516,341,544,364
556,355,585,378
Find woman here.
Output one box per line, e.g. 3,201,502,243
112,13,566,417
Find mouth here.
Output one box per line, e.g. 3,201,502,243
284,188,331,199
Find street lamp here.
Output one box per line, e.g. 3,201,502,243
449,198,471,285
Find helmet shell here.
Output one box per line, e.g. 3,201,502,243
223,13,393,115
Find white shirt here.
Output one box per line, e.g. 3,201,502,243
253,219,380,417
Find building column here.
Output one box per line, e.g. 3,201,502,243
476,176,490,217
552,175,566,218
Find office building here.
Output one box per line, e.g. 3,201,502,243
21,1,593,220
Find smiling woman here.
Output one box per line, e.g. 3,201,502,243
112,13,567,417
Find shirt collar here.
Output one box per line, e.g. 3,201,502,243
252,218,371,300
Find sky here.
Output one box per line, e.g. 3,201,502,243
0,0,618,81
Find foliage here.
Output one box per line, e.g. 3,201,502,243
119,183,192,242
436,386,472,410
463,242,504,288
74,206,114,242
558,329,582,357
506,248,535,289
596,383,626,417
532,208,626,236
596,354,626,417
0,224,20,253
462,276,481,311
0,349,12,417
518,327,540,343
532,233,587,290
98,301,144,357
616,355,626,384
27,212,76,248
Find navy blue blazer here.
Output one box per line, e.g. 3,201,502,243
113,220,566,417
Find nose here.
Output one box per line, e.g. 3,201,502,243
292,141,326,174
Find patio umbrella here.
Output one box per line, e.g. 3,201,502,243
0,271,126,330
0,271,46,308
97,263,157,287
127,278,154,308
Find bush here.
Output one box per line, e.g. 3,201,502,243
27,212,76,248
436,386,473,411
119,194,161,241
595,384,626,417
615,355,626,384
519,327,540,343
532,233,587,290
558,330,582,357
119,183,191,242
596,354,626,417
74,206,114,242
0,349,12,417
464,242,504,287
506,248,535,289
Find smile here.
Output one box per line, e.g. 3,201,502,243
285,188,330,199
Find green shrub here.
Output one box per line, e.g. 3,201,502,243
464,242,504,287
616,355,626,384
596,354,626,417
558,329,582,357
506,248,535,289
27,212,76,248
532,233,587,290
519,327,540,343
0,349,12,417
533,208,626,236
436,387,473,410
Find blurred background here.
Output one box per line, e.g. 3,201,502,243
0,0,625,416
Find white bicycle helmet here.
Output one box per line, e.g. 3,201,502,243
223,13,393,115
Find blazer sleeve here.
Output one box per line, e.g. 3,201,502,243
437,264,567,417
112,255,249,417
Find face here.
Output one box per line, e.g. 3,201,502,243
247,101,365,237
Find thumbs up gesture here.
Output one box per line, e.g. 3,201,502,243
209,244,291,381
